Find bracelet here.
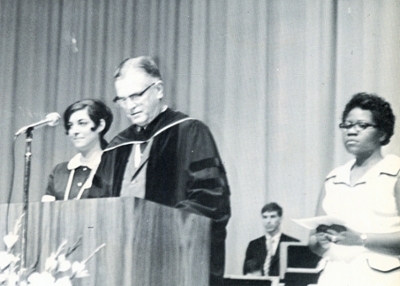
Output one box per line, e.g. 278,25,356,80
360,233,368,246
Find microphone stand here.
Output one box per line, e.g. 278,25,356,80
21,127,33,269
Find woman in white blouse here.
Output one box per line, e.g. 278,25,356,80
309,93,400,286
42,99,113,201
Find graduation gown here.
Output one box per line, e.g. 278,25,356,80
89,108,231,284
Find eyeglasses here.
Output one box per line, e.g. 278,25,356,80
113,82,156,106
339,122,377,132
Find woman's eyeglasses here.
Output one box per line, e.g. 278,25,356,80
339,122,377,132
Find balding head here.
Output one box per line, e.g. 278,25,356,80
114,56,162,81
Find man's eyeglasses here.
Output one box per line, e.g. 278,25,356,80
113,82,156,106
339,122,377,132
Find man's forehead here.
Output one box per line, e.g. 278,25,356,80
262,211,279,217
117,68,151,84
115,69,152,94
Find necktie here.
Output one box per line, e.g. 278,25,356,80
134,143,141,168
263,237,272,276
134,126,145,168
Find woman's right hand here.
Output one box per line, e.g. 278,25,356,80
315,231,331,245
309,230,333,256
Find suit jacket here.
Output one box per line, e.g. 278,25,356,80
243,233,299,277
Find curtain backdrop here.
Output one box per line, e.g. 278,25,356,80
1,0,399,275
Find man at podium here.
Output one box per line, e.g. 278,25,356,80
88,56,231,285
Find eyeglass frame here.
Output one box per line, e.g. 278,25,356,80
338,122,377,132
113,81,158,106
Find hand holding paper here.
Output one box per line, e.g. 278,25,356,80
294,216,365,246
292,216,346,230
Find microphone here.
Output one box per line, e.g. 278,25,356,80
15,112,61,136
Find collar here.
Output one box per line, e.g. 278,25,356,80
326,154,400,184
105,108,191,150
67,151,103,170
266,232,282,242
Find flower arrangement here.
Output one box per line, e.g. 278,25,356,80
0,215,105,286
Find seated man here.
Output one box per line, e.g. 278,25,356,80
243,202,299,277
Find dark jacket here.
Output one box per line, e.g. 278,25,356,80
243,233,299,277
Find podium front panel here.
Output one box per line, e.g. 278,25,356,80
0,197,211,286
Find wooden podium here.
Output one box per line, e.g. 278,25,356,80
0,197,211,286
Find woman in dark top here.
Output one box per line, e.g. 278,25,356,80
42,99,113,201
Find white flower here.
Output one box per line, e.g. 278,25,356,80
6,271,19,286
57,255,71,272
54,276,73,286
44,254,58,272
0,273,7,283
1,219,102,285
0,251,19,270
27,271,55,285
3,233,19,251
71,261,89,278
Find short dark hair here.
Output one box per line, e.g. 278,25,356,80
114,56,162,80
261,202,282,217
63,99,113,149
342,92,395,146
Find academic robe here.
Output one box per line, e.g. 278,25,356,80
88,108,231,285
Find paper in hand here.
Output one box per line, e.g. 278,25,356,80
292,216,346,230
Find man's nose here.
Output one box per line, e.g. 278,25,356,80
125,98,138,109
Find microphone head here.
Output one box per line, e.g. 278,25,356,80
46,112,61,127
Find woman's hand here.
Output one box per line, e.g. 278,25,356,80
315,231,333,247
329,229,363,246
309,231,331,256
